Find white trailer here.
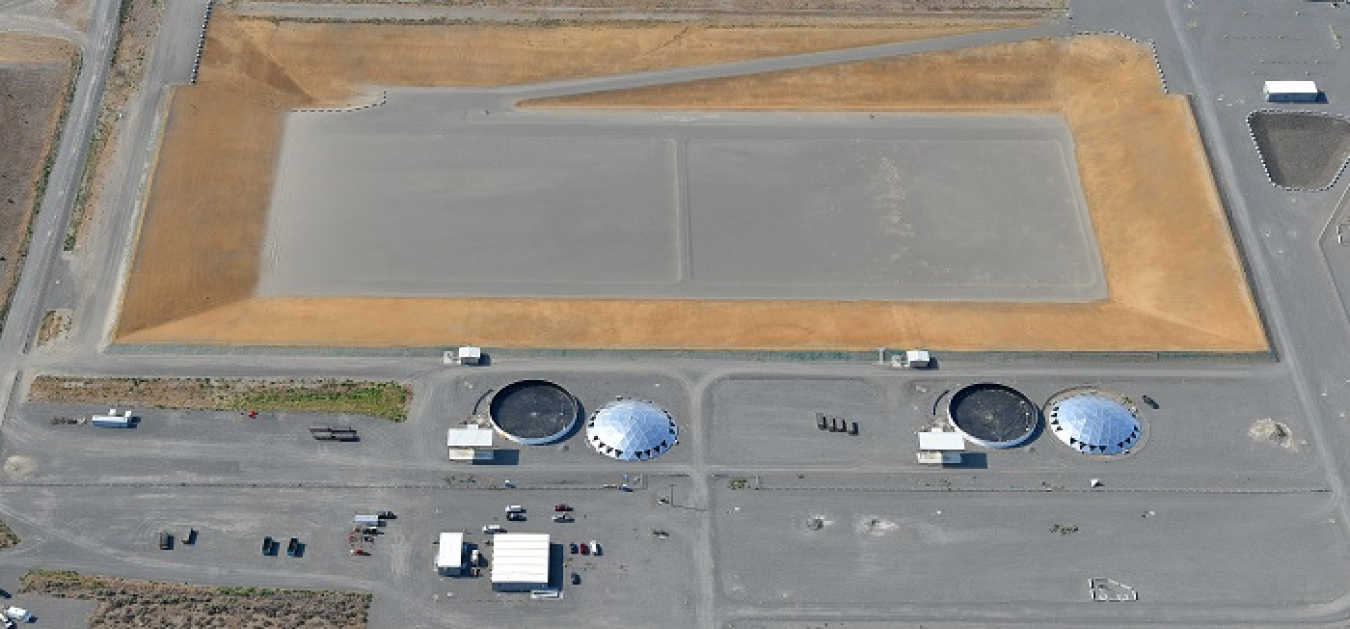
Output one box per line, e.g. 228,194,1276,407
91,409,134,428
436,532,465,575
1264,80,1320,103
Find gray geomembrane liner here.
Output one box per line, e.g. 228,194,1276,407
259,90,1106,302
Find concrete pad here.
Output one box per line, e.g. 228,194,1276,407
259,96,1104,302
712,489,1350,605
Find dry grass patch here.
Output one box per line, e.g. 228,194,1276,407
36,309,72,347
22,570,370,628
28,375,412,421
116,17,1264,352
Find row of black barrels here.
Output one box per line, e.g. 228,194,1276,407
815,413,859,436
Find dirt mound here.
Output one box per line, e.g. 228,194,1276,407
1249,418,1296,450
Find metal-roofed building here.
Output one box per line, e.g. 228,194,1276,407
490,533,551,591
1045,387,1142,456
587,398,678,461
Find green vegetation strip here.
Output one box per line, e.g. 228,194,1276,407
22,570,370,628
28,376,411,421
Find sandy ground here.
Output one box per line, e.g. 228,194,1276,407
116,18,1266,351
0,35,77,331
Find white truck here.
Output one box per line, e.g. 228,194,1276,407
354,514,382,527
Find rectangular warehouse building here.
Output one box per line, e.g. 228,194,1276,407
435,532,465,575
490,533,551,591
1264,80,1320,103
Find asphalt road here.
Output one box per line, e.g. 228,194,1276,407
5,0,1350,626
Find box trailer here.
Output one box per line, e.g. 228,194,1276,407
1264,80,1320,103
436,532,465,575
92,409,133,428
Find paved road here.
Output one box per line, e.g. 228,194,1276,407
0,0,120,415
7,0,1350,626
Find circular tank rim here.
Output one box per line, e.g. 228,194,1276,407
487,379,579,445
946,382,1040,448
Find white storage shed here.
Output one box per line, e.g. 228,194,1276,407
893,350,932,369
917,429,965,465
457,346,482,365
446,425,495,461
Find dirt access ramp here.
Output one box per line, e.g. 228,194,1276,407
113,12,1025,344
0,35,77,332
115,18,1264,352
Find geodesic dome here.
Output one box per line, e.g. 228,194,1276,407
586,398,678,461
1046,390,1141,456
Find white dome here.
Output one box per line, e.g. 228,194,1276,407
1046,391,1140,455
586,398,678,461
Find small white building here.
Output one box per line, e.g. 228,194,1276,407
490,533,551,591
435,532,465,576
457,346,482,365
917,429,965,465
1264,80,1320,103
892,350,932,369
447,425,495,461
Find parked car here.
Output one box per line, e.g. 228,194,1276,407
570,572,581,585
554,504,571,512
286,537,301,557
506,512,525,522
591,540,601,556
569,542,578,554
262,536,276,556
483,524,504,534
552,514,573,523
579,543,589,555
377,510,396,519
157,531,172,550
505,505,524,514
